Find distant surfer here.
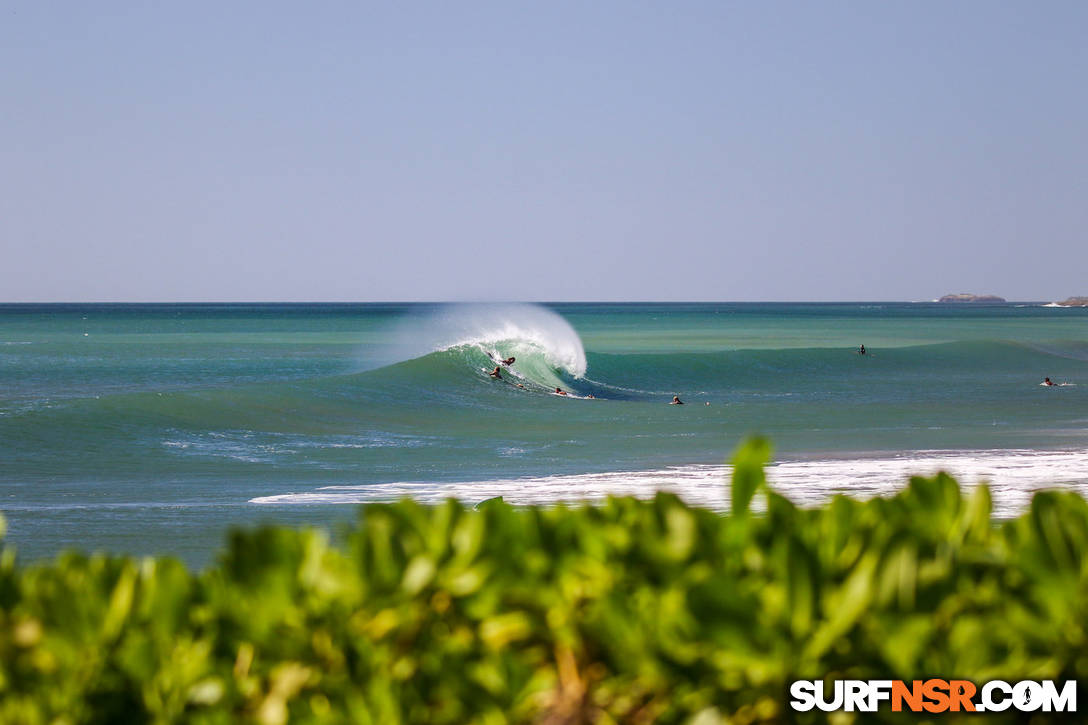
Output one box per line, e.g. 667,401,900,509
670,395,684,405
586,393,595,399
1044,377,1056,386
858,344,866,355
517,383,525,389
555,387,567,396
501,356,515,366
489,367,503,379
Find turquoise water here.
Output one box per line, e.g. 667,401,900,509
2,302,1087,566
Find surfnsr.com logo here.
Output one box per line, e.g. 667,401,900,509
789,679,1077,713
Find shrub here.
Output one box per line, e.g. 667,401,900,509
2,438,1087,723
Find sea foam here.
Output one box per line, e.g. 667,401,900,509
251,447,1088,519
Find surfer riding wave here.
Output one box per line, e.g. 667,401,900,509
377,303,591,394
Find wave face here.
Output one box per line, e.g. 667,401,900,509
3,301,1088,564
376,303,588,391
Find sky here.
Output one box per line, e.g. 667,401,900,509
2,1,1086,302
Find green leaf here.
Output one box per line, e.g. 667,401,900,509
729,436,772,516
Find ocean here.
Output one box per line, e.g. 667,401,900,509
2,302,1086,567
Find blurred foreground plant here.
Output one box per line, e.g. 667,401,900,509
2,438,1087,723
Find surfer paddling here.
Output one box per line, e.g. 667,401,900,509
489,367,503,380
555,387,567,396
670,395,684,405
1044,377,1056,386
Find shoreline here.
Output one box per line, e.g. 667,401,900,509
250,446,1088,520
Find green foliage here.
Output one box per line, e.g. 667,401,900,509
2,438,1088,723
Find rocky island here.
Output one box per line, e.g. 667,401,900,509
937,293,1006,303
1053,297,1088,307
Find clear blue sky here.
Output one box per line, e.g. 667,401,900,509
2,1,1085,301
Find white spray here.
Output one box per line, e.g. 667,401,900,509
374,303,588,379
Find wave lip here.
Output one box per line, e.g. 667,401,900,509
251,448,1088,518
375,303,588,391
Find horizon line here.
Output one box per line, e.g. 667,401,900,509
0,299,1059,306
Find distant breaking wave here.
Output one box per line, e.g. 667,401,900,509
372,303,589,392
